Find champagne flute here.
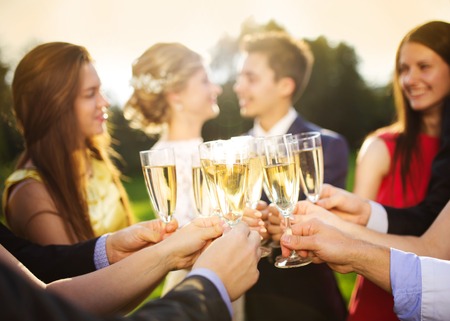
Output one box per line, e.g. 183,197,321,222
232,136,265,209
294,132,324,203
198,140,223,220
199,139,249,227
191,151,220,217
258,135,290,250
140,148,177,223
261,134,311,268
231,136,271,257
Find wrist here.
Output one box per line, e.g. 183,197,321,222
360,200,372,226
153,242,177,272
104,233,117,264
350,240,389,275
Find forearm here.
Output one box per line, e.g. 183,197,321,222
343,220,430,257
47,245,170,316
350,240,391,292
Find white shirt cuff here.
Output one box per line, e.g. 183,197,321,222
366,201,388,233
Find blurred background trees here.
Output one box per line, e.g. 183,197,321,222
0,18,396,179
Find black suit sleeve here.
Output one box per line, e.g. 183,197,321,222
386,101,450,235
0,223,97,282
0,261,231,321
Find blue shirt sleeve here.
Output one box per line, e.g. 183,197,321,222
93,234,110,270
390,248,422,321
188,268,232,317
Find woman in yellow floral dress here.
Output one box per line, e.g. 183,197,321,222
2,42,132,245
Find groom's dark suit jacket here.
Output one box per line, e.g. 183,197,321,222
246,114,350,321
0,222,97,282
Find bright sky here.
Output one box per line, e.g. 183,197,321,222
0,0,449,105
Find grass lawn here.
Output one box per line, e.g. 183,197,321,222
123,171,356,307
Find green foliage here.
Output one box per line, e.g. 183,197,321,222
107,105,157,176
122,173,156,222
335,272,357,305
298,37,395,148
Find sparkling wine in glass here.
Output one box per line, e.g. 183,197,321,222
199,140,224,220
231,136,271,257
230,136,264,209
294,132,324,203
199,139,249,227
140,148,177,223
191,152,219,217
262,134,312,268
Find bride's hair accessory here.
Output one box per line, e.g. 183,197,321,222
130,71,171,94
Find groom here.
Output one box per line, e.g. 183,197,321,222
234,31,349,321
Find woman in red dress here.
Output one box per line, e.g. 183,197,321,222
349,20,450,321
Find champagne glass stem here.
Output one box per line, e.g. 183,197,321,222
283,214,300,259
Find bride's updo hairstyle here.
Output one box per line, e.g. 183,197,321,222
124,43,203,135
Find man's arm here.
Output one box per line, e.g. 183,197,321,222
0,219,260,321
0,217,224,316
292,201,450,259
280,217,391,289
0,261,231,321
0,219,178,283
279,220,450,321
0,222,97,282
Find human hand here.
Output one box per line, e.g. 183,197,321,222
106,219,178,264
316,184,372,226
242,201,269,239
158,216,225,271
290,201,345,229
266,204,283,242
280,218,361,274
193,222,261,301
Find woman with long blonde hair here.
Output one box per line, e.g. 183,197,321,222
124,41,227,309
125,43,221,228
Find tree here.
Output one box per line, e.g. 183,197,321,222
299,37,395,148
